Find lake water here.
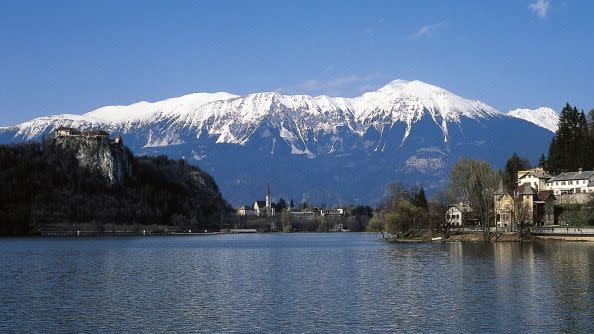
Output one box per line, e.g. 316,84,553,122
1,233,594,333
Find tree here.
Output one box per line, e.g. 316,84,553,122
548,103,589,172
277,198,287,211
538,154,547,169
381,182,414,212
367,215,386,238
414,187,428,209
585,109,594,169
351,205,373,217
503,153,530,190
512,198,533,239
449,157,501,230
384,200,424,236
289,199,295,209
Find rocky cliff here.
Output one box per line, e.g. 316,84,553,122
54,136,132,185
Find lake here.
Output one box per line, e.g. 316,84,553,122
1,233,594,333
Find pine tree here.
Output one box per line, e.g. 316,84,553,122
277,198,287,211
503,152,530,189
416,188,428,209
538,154,547,169
585,109,594,169
547,103,587,173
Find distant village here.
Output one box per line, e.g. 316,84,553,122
446,167,594,229
235,185,345,221
236,186,345,231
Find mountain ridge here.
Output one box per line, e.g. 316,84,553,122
0,79,553,205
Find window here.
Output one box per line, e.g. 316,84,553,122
562,182,566,185
569,181,573,185
556,182,558,186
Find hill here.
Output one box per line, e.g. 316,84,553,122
0,135,229,235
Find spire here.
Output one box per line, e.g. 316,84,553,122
265,184,272,216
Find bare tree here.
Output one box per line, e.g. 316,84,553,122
449,157,501,236
512,198,533,238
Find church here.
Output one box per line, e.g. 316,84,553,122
253,185,277,217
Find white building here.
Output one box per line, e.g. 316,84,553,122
55,127,81,137
320,209,344,217
236,205,256,216
289,210,315,220
517,168,552,191
446,203,473,226
545,169,594,195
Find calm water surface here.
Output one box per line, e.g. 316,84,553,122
1,233,594,333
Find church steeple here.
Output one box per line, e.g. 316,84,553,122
265,184,271,216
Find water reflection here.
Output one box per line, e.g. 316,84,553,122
1,235,594,333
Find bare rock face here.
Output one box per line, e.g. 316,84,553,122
55,136,132,185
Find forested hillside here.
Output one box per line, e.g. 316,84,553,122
0,137,229,235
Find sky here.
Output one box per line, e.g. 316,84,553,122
1,0,593,126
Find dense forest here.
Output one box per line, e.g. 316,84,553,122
0,138,230,235
545,103,594,172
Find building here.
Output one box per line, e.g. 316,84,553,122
517,167,552,191
494,189,515,228
332,223,348,232
536,191,556,225
546,169,594,195
81,130,109,139
494,182,556,228
289,210,315,220
320,209,344,217
56,127,81,137
55,127,110,140
236,205,256,216
253,185,277,216
445,203,474,226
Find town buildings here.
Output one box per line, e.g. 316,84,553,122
516,167,594,204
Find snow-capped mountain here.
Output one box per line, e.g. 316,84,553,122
508,107,559,133
0,79,554,205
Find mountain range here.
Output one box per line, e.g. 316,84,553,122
0,79,554,205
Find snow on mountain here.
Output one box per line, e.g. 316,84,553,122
1,80,501,147
0,79,554,205
351,80,499,143
150,79,501,149
84,92,239,122
508,107,559,133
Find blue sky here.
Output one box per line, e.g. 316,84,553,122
1,0,593,125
